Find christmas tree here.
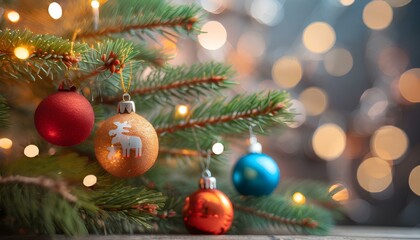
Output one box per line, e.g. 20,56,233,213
0,0,342,236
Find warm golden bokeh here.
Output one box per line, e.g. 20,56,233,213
302,22,336,54
0,138,13,149
212,142,224,155
329,183,349,202
357,157,392,193
7,11,20,23
24,144,39,158
340,0,355,6
14,47,30,60
399,68,420,103
272,56,303,89
299,87,328,116
48,2,62,20
363,1,393,30
198,21,227,50
312,123,346,161
292,192,306,205
371,125,408,161
408,166,420,196
83,174,97,187
324,48,353,77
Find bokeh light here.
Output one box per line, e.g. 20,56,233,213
408,166,420,196
176,104,189,116
83,174,97,187
299,87,328,116
48,2,62,20
324,48,353,77
399,68,420,103
0,138,13,149
200,0,226,14
385,0,411,8
14,47,30,60
237,31,266,58
24,144,39,158
272,56,302,89
7,11,20,23
212,142,224,155
302,22,336,54
357,157,392,193
198,21,227,50
363,0,393,30
312,123,346,161
91,0,100,9
371,125,408,161
161,38,177,56
292,192,306,205
340,0,355,6
250,0,284,26
329,183,349,202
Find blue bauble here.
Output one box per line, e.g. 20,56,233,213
232,153,280,196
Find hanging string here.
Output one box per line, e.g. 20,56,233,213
70,29,81,56
119,61,132,93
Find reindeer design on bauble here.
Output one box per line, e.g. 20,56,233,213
108,121,143,159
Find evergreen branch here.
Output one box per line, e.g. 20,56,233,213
0,179,87,235
154,91,291,135
234,204,319,229
0,95,9,128
230,194,333,235
76,0,202,40
0,29,87,81
104,62,235,105
0,175,77,203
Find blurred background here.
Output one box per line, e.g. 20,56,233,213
1,0,420,227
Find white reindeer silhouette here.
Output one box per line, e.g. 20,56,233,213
108,121,142,158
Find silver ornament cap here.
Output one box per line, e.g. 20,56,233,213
199,169,217,189
117,93,136,114
248,135,262,153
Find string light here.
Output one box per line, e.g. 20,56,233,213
408,166,420,196
292,192,306,205
91,0,100,9
0,138,13,149
212,142,224,155
324,48,353,77
24,144,39,158
48,2,63,20
299,87,328,116
83,174,97,187
14,47,30,60
340,0,355,6
175,104,189,117
399,68,420,103
7,11,20,23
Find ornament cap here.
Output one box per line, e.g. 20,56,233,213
248,136,262,153
199,170,217,189
118,93,136,114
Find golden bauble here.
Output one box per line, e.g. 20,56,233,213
94,112,159,177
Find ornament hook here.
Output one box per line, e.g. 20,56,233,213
248,125,262,153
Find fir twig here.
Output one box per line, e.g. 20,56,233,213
154,91,290,135
76,0,202,40
234,204,319,229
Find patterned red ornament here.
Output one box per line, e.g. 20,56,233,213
183,174,234,235
34,89,94,146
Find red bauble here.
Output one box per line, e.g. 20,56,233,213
34,90,94,146
183,188,234,235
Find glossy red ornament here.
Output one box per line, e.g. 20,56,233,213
34,90,94,146
183,175,234,235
